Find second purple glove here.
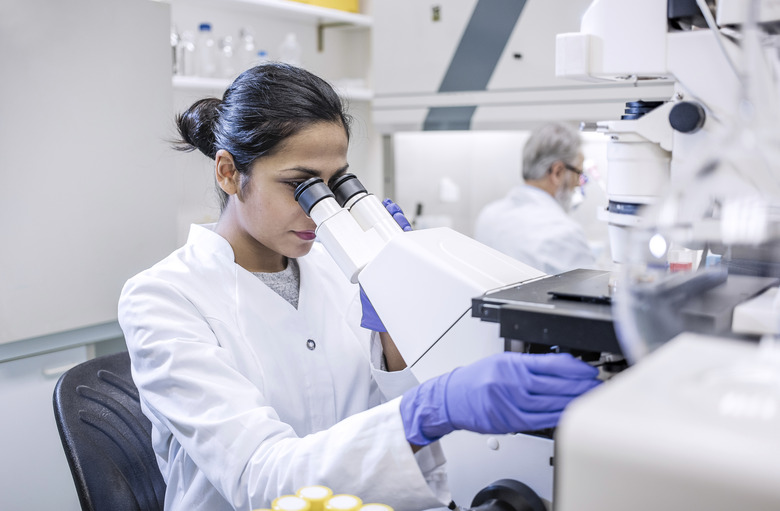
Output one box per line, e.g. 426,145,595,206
399,352,601,446
382,198,412,231
359,198,413,332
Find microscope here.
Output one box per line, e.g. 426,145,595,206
551,0,780,509
295,167,629,510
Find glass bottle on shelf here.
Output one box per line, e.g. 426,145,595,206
238,27,257,72
196,22,217,78
175,30,197,76
279,32,302,67
219,35,236,79
170,26,179,75
255,50,270,66
613,0,780,363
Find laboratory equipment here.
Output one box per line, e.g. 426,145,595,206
556,0,780,260
297,485,333,511
300,0,780,501
555,0,780,357
295,174,605,508
552,0,780,509
294,174,545,381
556,332,780,511
292,0,780,508
324,494,362,511
273,495,311,511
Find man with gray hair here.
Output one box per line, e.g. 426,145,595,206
474,122,596,275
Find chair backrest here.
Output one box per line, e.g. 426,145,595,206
53,351,166,511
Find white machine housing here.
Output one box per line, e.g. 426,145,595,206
556,332,780,511
556,0,749,262
304,181,545,381
553,1,780,509
359,228,544,379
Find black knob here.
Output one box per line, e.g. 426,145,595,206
621,100,664,120
669,101,705,133
469,479,546,511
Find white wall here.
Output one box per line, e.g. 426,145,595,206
0,2,176,508
0,0,177,345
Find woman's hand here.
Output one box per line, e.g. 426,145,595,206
399,352,601,446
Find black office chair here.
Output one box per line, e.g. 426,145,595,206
53,351,166,511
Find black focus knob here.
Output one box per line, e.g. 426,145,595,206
669,101,706,133
621,100,664,120
469,479,546,511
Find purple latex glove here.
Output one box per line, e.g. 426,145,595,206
399,352,601,446
382,198,413,232
360,285,386,332
359,199,413,332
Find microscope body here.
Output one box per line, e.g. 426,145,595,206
296,175,559,506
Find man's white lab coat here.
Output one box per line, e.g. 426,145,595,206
474,185,596,275
118,224,449,511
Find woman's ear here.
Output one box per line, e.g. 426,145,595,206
215,150,240,196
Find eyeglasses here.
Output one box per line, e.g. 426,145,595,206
564,163,589,186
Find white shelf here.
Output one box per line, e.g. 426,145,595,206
334,86,373,102
171,0,373,100
177,0,372,27
172,75,373,101
173,75,232,91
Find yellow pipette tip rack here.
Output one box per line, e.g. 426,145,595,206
272,495,312,511
324,494,363,511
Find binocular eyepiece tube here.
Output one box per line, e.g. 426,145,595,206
294,173,402,283
294,177,335,216
329,173,368,209
294,177,342,228
295,173,404,240
294,173,368,215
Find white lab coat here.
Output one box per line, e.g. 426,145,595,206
118,224,450,511
474,185,596,275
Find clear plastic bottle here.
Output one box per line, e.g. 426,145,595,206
255,50,270,66
238,27,257,71
176,30,197,76
218,35,236,78
278,32,302,67
170,26,179,75
196,22,217,78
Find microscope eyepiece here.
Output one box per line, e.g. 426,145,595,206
328,173,367,207
294,177,335,216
